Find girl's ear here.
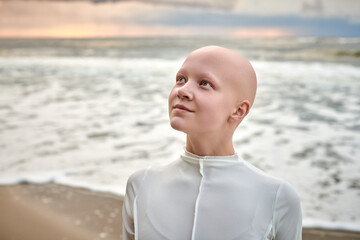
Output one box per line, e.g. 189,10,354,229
230,100,250,122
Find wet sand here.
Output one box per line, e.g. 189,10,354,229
0,183,359,240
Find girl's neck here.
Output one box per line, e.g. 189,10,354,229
185,134,235,156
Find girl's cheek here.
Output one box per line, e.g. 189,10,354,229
169,89,176,100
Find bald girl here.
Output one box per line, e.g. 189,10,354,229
123,46,302,240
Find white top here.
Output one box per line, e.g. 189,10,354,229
122,150,302,240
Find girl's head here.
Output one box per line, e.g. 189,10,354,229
168,46,257,138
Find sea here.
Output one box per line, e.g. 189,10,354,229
0,37,359,231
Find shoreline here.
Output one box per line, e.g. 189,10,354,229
0,183,359,240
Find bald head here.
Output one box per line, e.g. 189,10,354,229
169,45,257,138
187,46,257,108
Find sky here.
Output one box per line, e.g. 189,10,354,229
0,0,359,38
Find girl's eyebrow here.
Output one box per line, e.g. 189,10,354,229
176,69,220,87
199,72,219,86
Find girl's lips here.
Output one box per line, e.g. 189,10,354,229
174,104,193,112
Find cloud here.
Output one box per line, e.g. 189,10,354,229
1,0,238,11
301,0,323,16
0,0,359,38
0,1,156,28
0,22,205,38
117,0,236,11
232,0,360,23
0,1,246,38
2,0,360,22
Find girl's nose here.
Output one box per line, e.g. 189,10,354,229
177,82,194,100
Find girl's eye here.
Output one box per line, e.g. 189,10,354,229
200,80,212,87
177,77,186,83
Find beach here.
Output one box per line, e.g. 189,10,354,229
0,183,359,240
0,37,359,236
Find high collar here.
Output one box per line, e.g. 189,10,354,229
181,148,243,166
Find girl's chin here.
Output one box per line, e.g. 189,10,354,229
170,121,188,133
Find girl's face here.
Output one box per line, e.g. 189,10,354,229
168,51,237,136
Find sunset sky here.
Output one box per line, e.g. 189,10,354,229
0,0,359,38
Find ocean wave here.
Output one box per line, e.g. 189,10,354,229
0,39,359,228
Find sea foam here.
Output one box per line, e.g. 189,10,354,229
1,37,359,232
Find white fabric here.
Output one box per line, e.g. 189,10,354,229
122,149,302,240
